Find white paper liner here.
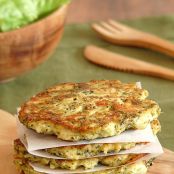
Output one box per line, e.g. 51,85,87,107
24,137,162,159
136,82,142,89
17,117,156,152
29,137,163,174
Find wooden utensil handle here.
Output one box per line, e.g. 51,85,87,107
141,34,174,57
139,64,174,81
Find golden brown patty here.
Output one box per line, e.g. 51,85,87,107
46,119,160,159
14,118,160,160
14,157,149,174
151,119,161,135
14,120,160,161
14,120,160,160
14,139,147,170
46,142,137,160
18,80,161,141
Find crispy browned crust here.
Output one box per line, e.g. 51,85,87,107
19,80,147,129
18,80,160,140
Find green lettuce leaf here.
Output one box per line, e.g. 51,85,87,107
0,0,70,32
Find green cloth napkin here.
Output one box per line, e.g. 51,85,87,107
0,16,174,151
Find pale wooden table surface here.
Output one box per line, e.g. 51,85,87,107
67,0,174,23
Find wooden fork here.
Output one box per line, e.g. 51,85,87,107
92,20,174,57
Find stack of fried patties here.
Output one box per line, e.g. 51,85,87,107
14,80,163,174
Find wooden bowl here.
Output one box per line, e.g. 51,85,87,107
0,5,68,82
